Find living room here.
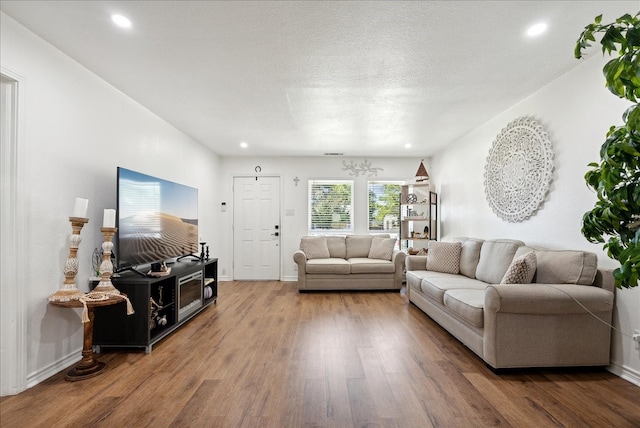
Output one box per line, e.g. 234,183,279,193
1,1,638,423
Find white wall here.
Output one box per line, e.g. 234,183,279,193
218,157,429,281
430,54,640,385
0,13,221,393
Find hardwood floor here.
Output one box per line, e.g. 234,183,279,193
2,281,639,427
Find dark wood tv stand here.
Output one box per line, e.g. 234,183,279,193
92,258,217,353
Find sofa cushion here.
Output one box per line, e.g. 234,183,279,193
540,250,597,285
515,246,598,285
454,237,484,279
501,251,537,284
475,239,525,284
349,258,396,274
305,258,350,274
326,236,347,258
300,236,330,259
368,237,396,260
443,289,485,328
427,241,462,274
405,269,431,292
346,235,374,258
420,273,487,304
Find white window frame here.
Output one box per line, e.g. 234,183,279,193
367,180,402,235
308,180,354,234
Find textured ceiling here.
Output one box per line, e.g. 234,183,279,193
1,1,636,157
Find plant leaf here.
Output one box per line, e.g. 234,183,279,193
576,12,640,289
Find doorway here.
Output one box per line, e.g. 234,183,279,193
232,176,281,280
1,72,26,395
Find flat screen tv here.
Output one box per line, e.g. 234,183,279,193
116,167,199,269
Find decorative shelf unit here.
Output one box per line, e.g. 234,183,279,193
400,183,438,250
92,258,217,353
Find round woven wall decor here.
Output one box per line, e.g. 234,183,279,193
484,117,554,222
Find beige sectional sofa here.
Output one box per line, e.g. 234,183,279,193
406,238,615,369
294,234,406,291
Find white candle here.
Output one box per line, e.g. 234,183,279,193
73,198,89,218
103,209,116,228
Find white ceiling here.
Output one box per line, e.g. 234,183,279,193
1,1,636,157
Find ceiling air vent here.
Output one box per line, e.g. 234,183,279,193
324,152,344,156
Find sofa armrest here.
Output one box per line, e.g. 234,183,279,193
483,283,615,369
391,250,406,268
593,268,615,293
485,283,614,315
406,255,427,271
293,250,307,288
391,250,407,288
293,250,307,266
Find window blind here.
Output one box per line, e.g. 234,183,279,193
368,181,401,233
308,180,353,233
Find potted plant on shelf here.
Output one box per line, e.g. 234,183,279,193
575,12,639,288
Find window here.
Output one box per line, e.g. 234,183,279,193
308,180,353,233
368,181,402,233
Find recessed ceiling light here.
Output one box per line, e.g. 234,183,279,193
405,143,412,149
111,14,132,28
240,142,248,149
527,22,547,37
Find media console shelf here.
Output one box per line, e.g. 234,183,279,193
93,258,217,353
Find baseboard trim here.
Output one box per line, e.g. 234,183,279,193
607,362,640,387
218,276,297,282
26,350,80,388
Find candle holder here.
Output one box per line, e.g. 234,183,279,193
49,217,89,302
93,227,120,294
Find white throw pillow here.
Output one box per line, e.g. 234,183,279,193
427,241,462,274
300,236,330,260
501,251,537,284
368,237,396,261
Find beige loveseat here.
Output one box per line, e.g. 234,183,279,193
406,238,615,369
294,235,406,291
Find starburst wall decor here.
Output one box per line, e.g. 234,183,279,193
484,117,554,222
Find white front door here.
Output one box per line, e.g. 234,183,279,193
233,176,280,280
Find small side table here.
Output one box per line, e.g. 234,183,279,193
50,295,125,381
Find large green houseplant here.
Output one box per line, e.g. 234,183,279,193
575,12,639,288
